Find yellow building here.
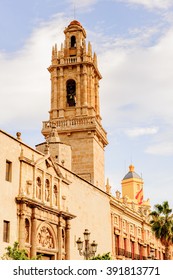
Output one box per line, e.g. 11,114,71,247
0,20,172,260
110,165,167,260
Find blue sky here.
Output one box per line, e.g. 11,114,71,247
1,0,173,208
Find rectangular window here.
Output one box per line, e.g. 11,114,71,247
3,220,10,242
131,241,135,260
130,224,134,234
6,160,12,182
114,216,118,225
138,228,141,236
115,234,119,256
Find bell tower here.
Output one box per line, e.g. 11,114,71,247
121,165,144,204
41,20,108,190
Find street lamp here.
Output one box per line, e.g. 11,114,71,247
76,229,98,260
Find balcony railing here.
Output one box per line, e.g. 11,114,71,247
116,248,145,260
42,117,96,130
64,57,77,64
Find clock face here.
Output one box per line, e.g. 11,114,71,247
67,79,76,106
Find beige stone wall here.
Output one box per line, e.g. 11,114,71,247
56,131,105,190
0,131,20,255
59,165,112,259
93,137,105,188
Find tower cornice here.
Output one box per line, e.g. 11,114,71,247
48,61,102,80
42,116,108,148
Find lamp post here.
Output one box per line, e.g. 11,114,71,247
76,229,98,260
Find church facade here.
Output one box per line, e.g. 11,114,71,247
0,20,171,260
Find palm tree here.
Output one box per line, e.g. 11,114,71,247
149,201,173,259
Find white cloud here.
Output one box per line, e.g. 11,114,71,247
0,15,66,130
125,127,159,137
118,0,173,10
146,142,173,156
99,28,173,129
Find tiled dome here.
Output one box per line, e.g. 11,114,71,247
69,20,81,26
123,165,141,180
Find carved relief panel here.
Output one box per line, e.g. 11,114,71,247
37,225,55,249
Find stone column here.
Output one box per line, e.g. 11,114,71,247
76,66,81,116
57,217,63,260
19,210,26,249
142,227,147,259
52,69,58,119
142,245,147,259
65,219,71,260
42,171,45,203
82,65,88,115
111,214,115,258
32,166,36,199
58,179,62,211
134,241,139,259
95,77,99,115
83,73,87,105
50,175,53,207
90,72,95,113
59,68,64,118
126,237,131,259
30,209,37,258
19,160,23,195
119,236,124,259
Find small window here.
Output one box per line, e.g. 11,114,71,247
3,220,10,242
122,220,126,229
70,36,76,48
138,228,141,236
130,224,134,234
66,79,76,107
114,216,118,224
6,160,12,182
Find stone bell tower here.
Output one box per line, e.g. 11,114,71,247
41,20,108,190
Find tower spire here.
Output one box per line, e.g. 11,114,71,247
74,3,76,19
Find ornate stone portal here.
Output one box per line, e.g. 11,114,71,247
16,150,75,260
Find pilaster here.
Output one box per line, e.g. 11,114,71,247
30,208,37,258
65,219,71,260
57,217,63,260
18,210,26,249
